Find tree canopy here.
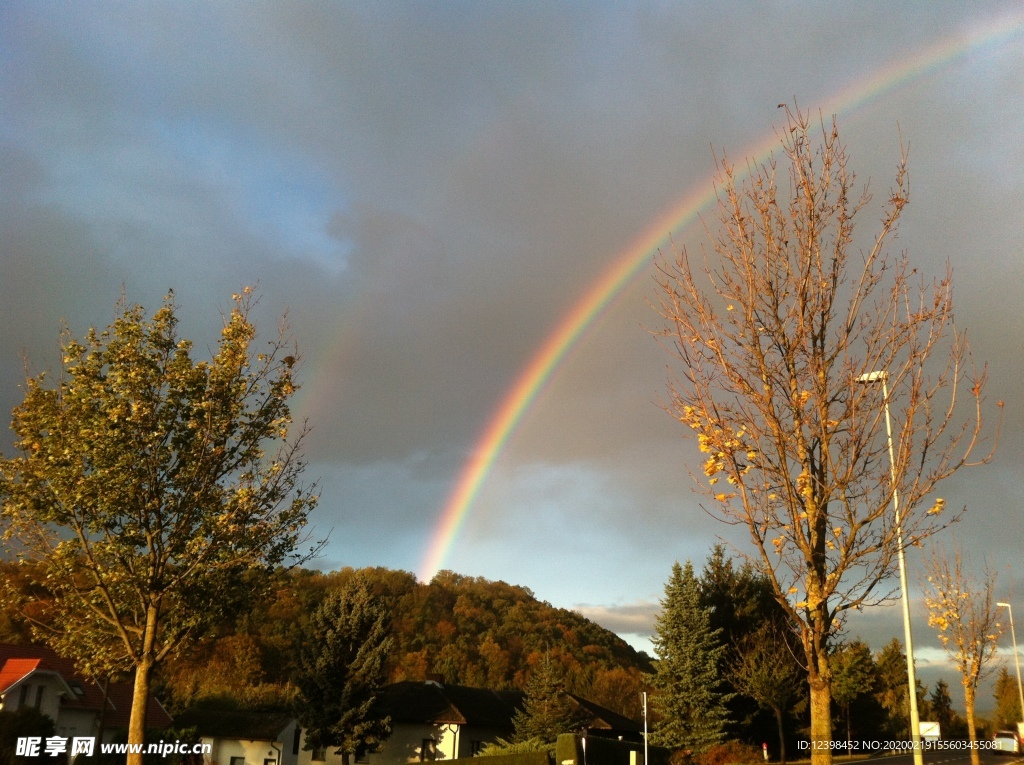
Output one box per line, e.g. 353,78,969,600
295,573,393,765
651,561,731,752
0,289,318,761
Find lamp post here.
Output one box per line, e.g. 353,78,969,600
642,691,649,765
857,370,923,765
997,602,1024,727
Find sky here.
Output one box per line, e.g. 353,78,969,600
2,2,1023,711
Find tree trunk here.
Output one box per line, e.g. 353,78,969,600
965,684,979,765
809,672,833,765
126,604,160,765
774,706,786,765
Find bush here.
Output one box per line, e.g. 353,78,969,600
693,741,763,765
0,708,58,765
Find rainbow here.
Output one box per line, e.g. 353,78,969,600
417,11,1024,581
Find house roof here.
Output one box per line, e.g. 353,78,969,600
174,709,295,741
376,681,523,729
0,643,172,729
566,694,643,734
0,658,42,695
374,680,642,735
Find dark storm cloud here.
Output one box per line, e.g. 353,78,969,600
2,1,1022,666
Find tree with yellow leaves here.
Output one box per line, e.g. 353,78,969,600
921,544,1001,765
655,106,997,765
0,289,319,765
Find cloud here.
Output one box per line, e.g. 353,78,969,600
2,1,1022,668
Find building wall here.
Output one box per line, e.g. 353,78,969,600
55,707,98,740
2,676,65,723
205,735,294,765
296,723,462,765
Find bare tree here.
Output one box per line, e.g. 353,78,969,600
655,106,997,765
921,544,1002,765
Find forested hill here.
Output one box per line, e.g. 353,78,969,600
157,566,653,717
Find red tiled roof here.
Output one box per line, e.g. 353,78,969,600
0,658,41,694
0,643,172,729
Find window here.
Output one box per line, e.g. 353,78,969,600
34,686,45,709
229,758,246,765
470,741,485,756
312,748,327,762
19,685,30,708
420,739,438,762
292,727,301,756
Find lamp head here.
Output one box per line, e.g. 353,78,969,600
857,370,889,383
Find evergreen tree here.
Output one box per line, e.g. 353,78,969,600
993,667,1022,730
874,639,911,740
929,680,957,739
295,574,393,765
830,641,875,748
512,655,586,744
651,561,731,752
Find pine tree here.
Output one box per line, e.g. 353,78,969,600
993,667,1022,730
512,654,586,744
929,680,956,739
295,574,393,765
651,561,731,752
830,641,875,749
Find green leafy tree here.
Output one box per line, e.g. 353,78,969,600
729,624,803,764
993,666,1023,730
0,289,318,763
295,573,394,765
829,641,875,749
655,106,996,765
512,654,586,744
700,546,797,744
651,561,731,752
874,639,911,740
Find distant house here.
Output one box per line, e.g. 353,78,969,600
174,709,300,765
292,679,643,765
0,643,172,741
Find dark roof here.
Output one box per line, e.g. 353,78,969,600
567,694,643,734
174,709,295,741
376,681,523,729
0,643,172,729
375,681,642,735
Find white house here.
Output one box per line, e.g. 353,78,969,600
294,680,522,765
174,709,300,765
0,643,172,741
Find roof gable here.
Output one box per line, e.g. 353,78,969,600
0,644,172,728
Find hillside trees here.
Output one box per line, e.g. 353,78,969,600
655,106,996,764
150,566,653,713
651,561,731,752
0,289,318,763
295,573,393,765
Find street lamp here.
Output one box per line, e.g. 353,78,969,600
857,370,923,765
997,602,1024,728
